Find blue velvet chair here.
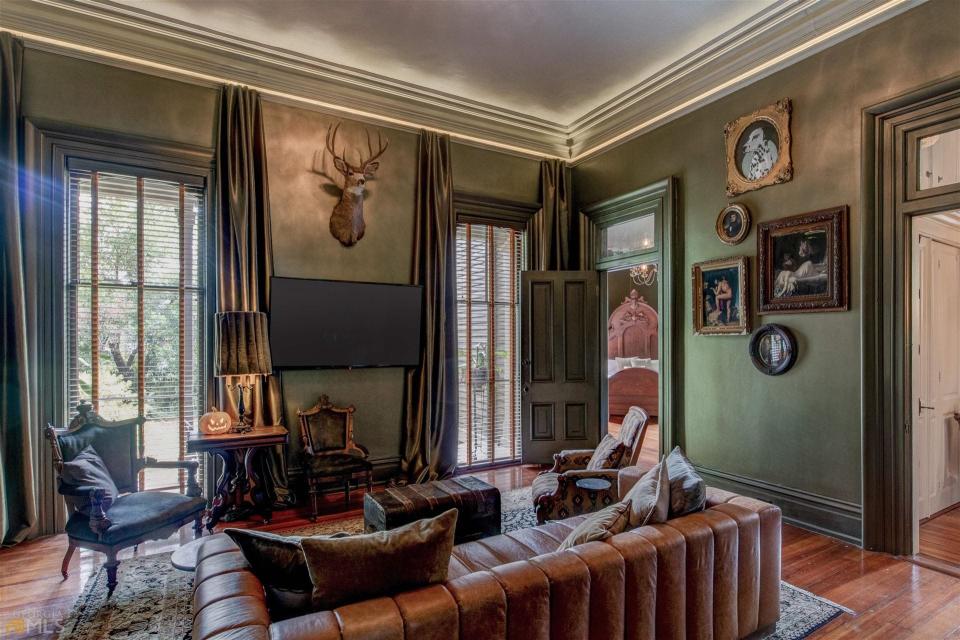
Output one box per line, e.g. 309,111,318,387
46,403,206,594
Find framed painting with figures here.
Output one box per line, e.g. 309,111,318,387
693,256,750,335
757,206,848,313
725,99,792,196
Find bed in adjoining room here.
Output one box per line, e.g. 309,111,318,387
607,290,659,421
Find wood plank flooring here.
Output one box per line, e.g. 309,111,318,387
920,504,960,566
3,429,960,638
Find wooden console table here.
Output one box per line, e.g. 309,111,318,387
187,426,288,531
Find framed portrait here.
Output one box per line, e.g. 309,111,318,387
716,203,751,245
757,206,849,313
724,99,792,196
693,256,750,335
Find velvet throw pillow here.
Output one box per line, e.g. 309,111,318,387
301,508,458,611
665,446,706,517
586,434,627,470
224,528,350,620
622,460,671,527
558,501,632,550
60,445,119,515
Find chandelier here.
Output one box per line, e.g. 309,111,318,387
629,262,658,287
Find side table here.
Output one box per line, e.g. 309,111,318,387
187,426,289,531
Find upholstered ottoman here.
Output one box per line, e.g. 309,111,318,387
363,475,501,543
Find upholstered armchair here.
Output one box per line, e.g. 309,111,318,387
532,406,650,524
46,404,206,594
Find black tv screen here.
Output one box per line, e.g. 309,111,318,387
269,277,423,368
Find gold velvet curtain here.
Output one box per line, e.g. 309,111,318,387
0,32,39,545
402,130,459,482
215,84,292,505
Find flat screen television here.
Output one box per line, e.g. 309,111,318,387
269,277,423,368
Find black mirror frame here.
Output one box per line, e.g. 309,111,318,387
749,323,797,375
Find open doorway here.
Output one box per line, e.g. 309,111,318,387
604,262,659,462
912,211,960,567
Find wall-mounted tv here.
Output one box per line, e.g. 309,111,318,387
269,277,423,368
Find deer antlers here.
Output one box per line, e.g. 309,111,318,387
325,122,389,174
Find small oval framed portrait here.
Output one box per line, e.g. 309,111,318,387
725,99,792,196
716,203,751,245
749,324,797,376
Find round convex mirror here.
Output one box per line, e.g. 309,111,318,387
749,324,797,375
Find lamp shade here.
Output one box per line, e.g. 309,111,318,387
215,311,273,377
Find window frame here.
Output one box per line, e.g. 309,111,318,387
26,120,215,504
453,192,538,471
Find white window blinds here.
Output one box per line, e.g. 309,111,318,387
455,222,525,467
66,168,206,491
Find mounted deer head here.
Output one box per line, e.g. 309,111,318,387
320,122,389,247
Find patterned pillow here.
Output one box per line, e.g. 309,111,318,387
622,459,670,527
558,501,631,550
586,434,627,470
618,408,647,448
665,446,706,517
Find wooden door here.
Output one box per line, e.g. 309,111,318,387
915,235,960,519
520,271,599,464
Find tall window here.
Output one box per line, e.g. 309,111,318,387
66,166,206,491
455,222,525,467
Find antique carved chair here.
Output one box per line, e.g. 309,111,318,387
298,395,373,520
46,404,206,594
532,406,650,524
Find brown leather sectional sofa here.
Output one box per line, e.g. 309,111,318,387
192,485,781,640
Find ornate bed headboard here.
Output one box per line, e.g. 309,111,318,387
608,289,658,359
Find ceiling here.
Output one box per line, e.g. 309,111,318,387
3,0,925,158
110,0,775,125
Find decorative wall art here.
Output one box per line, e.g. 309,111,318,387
749,324,798,375
716,203,751,245
724,99,793,196
692,256,750,335
757,206,849,313
315,122,390,247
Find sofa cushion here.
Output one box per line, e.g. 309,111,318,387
586,434,627,470
65,490,205,544
60,445,119,514
665,446,706,517
557,501,631,550
301,508,457,611
622,459,670,527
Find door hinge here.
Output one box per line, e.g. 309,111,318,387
905,420,911,434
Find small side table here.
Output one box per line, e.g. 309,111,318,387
187,426,289,531
574,477,612,493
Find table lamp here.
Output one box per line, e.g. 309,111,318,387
215,311,273,433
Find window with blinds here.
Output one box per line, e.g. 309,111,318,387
455,222,525,467
66,167,206,491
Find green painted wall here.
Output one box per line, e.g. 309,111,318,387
574,0,960,510
19,50,541,476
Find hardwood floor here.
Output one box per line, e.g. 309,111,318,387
919,504,960,567
3,436,960,639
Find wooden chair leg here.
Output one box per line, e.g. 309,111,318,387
343,477,350,509
193,512,204,539
309,480,318,522
61,540,77,579
366,470,373,494
105,551,119,596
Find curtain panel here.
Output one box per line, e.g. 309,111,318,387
530,158,573,271
0,32,39,545
402,130,459,482
215,84,292,505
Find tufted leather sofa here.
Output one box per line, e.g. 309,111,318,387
192,485,781,640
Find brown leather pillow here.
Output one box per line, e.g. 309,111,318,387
301,508,458,611
586,434,627,470
557,501,631,550
622,459,670,527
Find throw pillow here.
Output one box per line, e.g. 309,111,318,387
586,434,627,470
557,501,631,550
301,508,458,611
60,445,119,515
224,528,347,620
665,446,706,517
622,460,670,527
615,356,633,369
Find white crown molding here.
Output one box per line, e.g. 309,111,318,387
0,0,927,162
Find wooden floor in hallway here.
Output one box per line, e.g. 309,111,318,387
919,504,960,569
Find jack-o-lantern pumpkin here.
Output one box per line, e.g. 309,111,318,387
200,407,232,434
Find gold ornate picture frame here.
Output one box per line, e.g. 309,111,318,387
724,99,793,196
693,255,750,336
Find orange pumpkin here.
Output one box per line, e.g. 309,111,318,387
200,408,232,434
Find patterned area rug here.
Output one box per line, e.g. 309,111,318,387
59,486,844,640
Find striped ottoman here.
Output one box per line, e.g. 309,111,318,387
363,476,501,543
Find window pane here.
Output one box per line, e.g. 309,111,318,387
96,173,139,285
919,128,960,190
97,287,139,421
600,213,655,259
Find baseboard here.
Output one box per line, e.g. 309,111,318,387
695,465,862,546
